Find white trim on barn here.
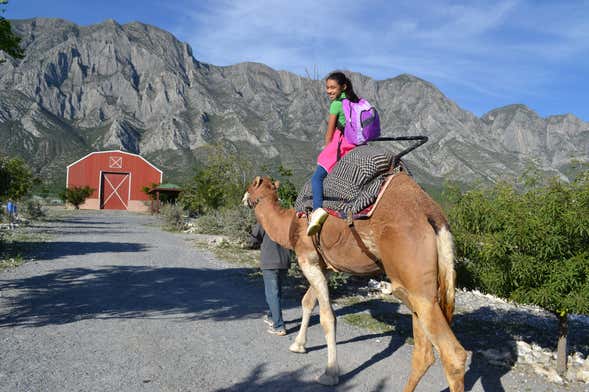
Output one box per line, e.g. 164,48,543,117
98,170,103,202
66,150,163,175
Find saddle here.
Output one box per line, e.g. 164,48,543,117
295,144,409,219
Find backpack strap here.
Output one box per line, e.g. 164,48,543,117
341,98,352,126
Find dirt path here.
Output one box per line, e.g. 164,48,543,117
0,210,580,391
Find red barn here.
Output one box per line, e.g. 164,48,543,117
66,150,163,212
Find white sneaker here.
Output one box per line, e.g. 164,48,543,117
262,315,273,327
306,208,328,236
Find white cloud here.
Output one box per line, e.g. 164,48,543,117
167,0,589,117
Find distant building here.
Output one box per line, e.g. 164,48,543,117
66,150,162,212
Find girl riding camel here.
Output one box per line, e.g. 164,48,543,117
307,71,361,235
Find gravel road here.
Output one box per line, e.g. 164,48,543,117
0,210,584,391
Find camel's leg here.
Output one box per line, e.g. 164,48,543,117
403,313,435,392
289,286,317,354
412,297,467,392
299,262,339,386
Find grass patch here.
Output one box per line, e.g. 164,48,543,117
246,270,263,280
336,295,414,340
0,229,50,271
336,295,370,307
0,255,24,270
193,238,260,267
343,313,396,333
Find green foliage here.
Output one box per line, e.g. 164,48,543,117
448,169,589,316
159,203,186,232
30,179,65,200
276,165,298,208
179,145,253,214
191,205,256,245
141,183,159,200
327,271,351,291
22,198,46,220
0,156,34,200
61,186,93,209
0,1,24,62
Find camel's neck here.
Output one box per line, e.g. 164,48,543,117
255,199,296,250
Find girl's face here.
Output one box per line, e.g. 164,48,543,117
325,79,345,101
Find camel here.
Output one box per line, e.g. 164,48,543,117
242,172,467,392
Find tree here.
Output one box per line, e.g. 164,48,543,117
179,145,253,214
275,165,298,208
447,169,589,375
0,155,33,200
61,186,94,209
0,0,25,62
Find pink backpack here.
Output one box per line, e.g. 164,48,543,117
342,98,381,145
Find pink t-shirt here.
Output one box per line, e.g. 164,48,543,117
317,129,357,173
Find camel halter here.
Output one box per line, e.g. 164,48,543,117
249,195,266,208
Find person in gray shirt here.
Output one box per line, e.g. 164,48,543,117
250,222,291,336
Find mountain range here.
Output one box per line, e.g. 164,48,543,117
0,17,587,189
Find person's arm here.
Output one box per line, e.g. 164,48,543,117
324,114,338,147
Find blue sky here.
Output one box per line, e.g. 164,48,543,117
6,0,589,121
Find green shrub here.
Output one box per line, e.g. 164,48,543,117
447,168,589,373
449,173,589,315
0,155,33,200
191,206,256,245
276,165,298,208
22,198,46,220
61,186,94,209
217,206,257,245
191,210,225,234
159,203,186,232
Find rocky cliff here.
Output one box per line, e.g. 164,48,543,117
0,18,587,186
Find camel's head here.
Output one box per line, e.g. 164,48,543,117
242,176,280,208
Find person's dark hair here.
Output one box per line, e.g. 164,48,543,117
326,71,360,103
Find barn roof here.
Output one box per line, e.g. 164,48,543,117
66,150,162,174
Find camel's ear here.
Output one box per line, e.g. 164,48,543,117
273,180,280,190
253,176,262,188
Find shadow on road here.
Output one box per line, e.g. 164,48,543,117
26,241,149,260
0,265,267,328
213,363,390,392
44,218,123,226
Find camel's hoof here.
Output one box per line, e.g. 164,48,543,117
289,342,307,354
316,372,339,386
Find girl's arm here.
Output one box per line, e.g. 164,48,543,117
324,114,338,147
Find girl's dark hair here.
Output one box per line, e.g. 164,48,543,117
326,71,360,103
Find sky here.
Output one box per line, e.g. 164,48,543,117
5,0,589,121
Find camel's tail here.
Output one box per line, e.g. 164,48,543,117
436,226,456,323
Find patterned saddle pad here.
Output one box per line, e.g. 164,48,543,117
295,145,396,216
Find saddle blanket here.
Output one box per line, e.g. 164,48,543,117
295,145,398,217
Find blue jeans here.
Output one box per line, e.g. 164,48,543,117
263,269,287,330
311,165,328,210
